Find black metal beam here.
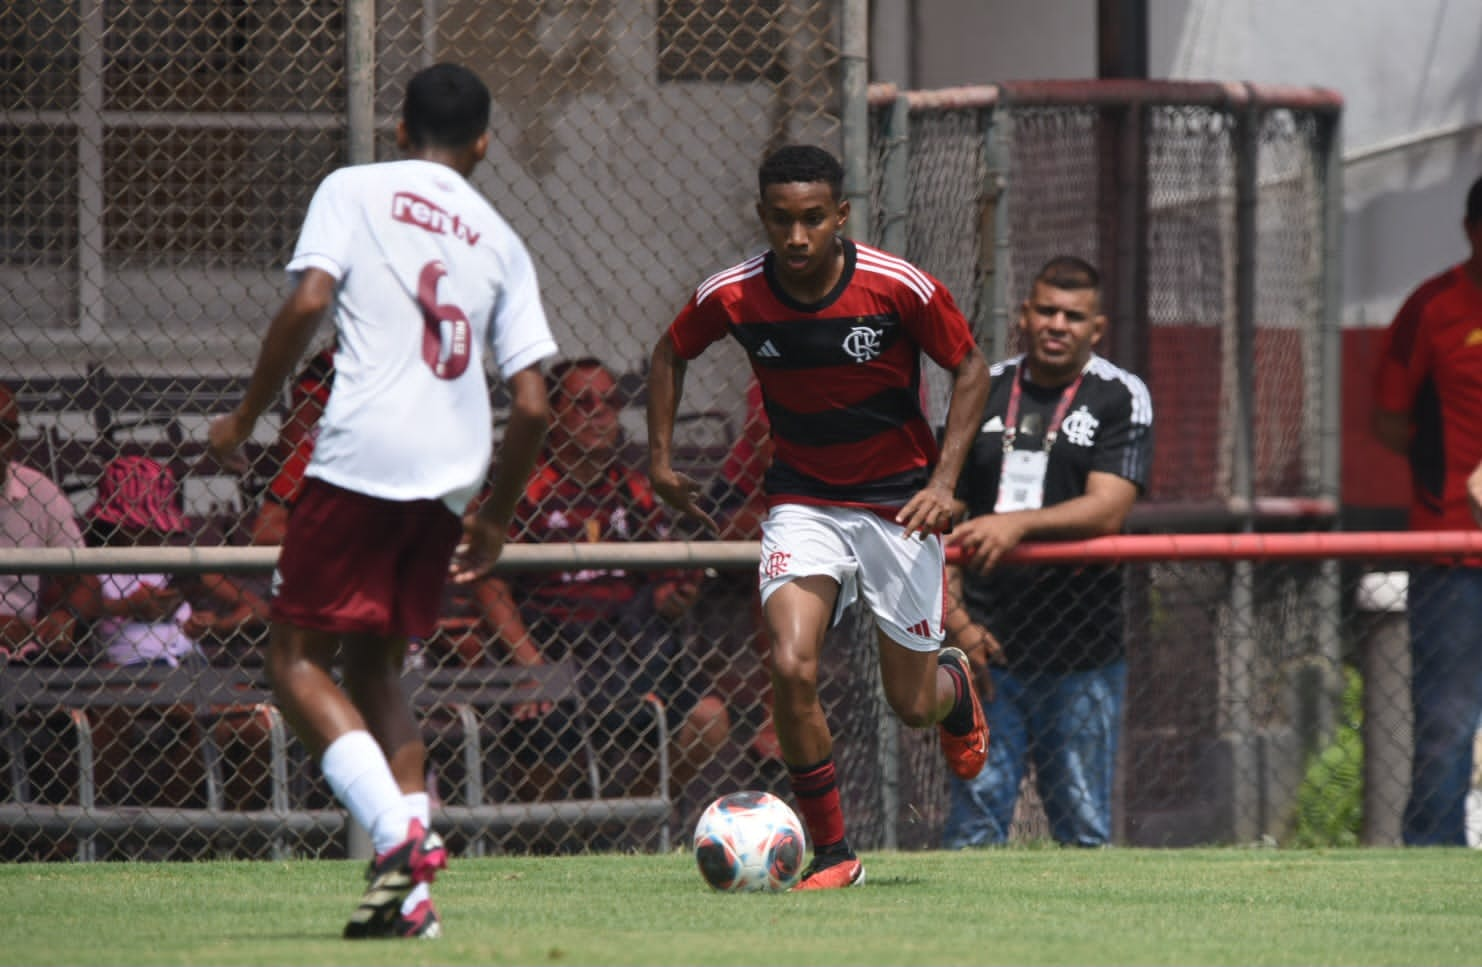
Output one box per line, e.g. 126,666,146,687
1098,0,1149,79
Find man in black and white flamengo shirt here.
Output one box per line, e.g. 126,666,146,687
647,144,992,890
941,255,1153,850
210,63,556,938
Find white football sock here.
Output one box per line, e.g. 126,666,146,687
320,731,412,855
402,791,432,914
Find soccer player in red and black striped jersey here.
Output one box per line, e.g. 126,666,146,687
647,144,992,889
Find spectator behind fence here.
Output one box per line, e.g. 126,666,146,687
208,61,556,940
696,380,782,765
0,383,96,664
479,357,733,805
1371,173,1482,847
250,345,335,547
941,255,1153,849
78,457,268,668
245,346,457,675
75,456,269,811
646,143,992,890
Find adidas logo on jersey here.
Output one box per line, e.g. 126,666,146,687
756,340,781,359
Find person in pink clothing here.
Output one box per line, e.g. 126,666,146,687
74,456,270,813
0,383,96,664
77,456,267,668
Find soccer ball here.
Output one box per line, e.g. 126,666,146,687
692,790,807,893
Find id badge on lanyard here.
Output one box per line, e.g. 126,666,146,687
996,449,1048,512
994,365,1085,514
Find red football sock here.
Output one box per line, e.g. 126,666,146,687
788,756,846,851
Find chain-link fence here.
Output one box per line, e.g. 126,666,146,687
4,7,1439,865
3,0,850,527
1,0,853,861
868,80,1343,514
5,536,1480,860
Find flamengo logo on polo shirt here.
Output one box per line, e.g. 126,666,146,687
1061,406,1099,447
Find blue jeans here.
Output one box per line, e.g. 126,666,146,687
1404,566,1482,846
943,660,1126,848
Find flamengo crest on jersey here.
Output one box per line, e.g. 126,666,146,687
1061,407,1100,447
671,239,975,509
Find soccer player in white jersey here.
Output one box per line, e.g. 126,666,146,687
209,63,556,939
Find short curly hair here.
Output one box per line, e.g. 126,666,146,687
403,63,490,150
757,145,844,201
1466,174,1482,227
1034,255,1101,293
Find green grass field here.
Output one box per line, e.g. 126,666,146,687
3,847,1479,965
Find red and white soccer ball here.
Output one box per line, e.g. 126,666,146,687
693,790,807,893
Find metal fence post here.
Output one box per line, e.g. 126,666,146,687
346,0,376,166
1358,571,1410,846
983,99,1011,361
346,817,374,863
840,0,871,242
877,95,910,258
1221,92,1262,843
77,0,106,342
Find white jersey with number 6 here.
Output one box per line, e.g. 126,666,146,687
286,158,557,514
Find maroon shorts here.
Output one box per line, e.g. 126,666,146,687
270,477,463,639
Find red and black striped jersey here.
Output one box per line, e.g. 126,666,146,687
505,462,668,621
265,348,336,506
668,238,977,512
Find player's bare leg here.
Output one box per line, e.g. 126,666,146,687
877,630,988,781
341,632,426,794
876,633,955,726
267,624,444,938
764,575,863,890
765,575,834,765
266,622,361,756
341,632,443,938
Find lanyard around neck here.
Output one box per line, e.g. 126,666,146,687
1002,362,1087,455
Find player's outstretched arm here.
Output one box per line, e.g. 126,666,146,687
452,365,550,584
897,347,990,537
208,268,335,468
948,472,1137,573
646,334,718,535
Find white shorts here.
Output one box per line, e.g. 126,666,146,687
758,503,946,652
